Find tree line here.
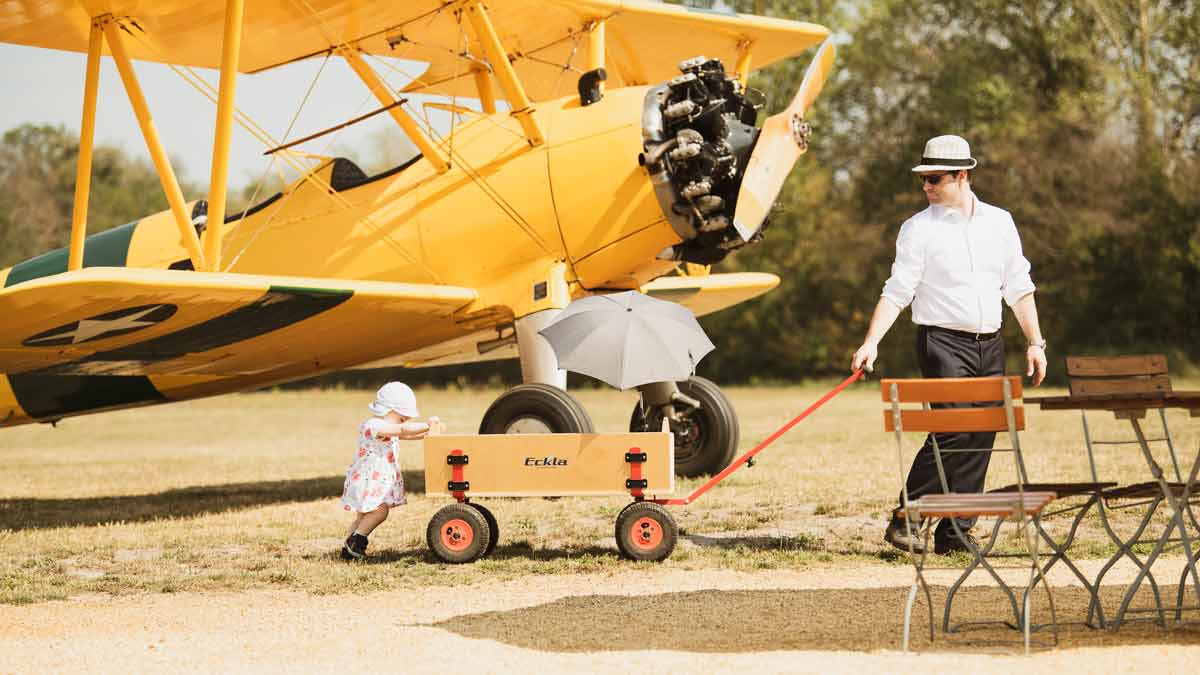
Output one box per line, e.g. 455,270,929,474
1,0,1196,386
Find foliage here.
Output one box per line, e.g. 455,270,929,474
690,0,1200,382
0,125,190,269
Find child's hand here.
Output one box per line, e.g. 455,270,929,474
427,416,446,435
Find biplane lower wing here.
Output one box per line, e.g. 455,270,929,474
640,272,779,318
0,268,480,378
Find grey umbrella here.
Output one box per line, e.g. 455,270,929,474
538,291,715,390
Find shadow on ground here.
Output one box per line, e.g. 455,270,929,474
433,585,1200,653
0,470,425,530
681,533,825,551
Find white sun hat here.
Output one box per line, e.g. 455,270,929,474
911,134,978,172
368,381,419,417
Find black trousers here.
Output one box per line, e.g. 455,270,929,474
897,326,1006,534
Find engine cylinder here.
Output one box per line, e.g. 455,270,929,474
641,57,763,265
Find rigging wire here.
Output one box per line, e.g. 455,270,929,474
123,20,438,281
366,20,556,256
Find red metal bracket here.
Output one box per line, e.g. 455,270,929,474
448,449,469,502
626,446,646,499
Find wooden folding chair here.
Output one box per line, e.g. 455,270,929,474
883,376,1058,653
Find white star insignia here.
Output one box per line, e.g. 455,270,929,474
26,306,166,345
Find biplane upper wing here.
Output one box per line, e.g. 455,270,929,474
0,267,482,377
0,1,827,101
641,272,778,318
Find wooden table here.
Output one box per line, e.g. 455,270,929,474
1026,391,1200,628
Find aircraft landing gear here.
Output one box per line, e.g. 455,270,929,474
478,383,594,434
478,309,594,434
630,376,738,478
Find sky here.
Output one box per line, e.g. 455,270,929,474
0,43,454,193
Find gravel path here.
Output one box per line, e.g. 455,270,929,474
2,558,1197,673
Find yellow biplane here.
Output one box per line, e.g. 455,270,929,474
0,1,834,476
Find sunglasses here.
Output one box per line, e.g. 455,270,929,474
920,172,957,186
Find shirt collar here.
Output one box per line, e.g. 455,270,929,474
930,190,977,223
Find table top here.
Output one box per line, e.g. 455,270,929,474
1026,390,1200,412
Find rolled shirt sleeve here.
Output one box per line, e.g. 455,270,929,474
881,219,924,309
1001,214,1036,307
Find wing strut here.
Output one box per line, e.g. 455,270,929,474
472,65,497,114
67,21,103,271
735,40,754,83
463,0,545,147
340,47,450,173
102,17,207,271
202,0,245,273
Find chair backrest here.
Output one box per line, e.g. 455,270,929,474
880,376,1024,432
1066,354,1171,397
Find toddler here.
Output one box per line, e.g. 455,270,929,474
340,381,443,560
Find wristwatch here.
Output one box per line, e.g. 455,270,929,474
1028,339,1047,350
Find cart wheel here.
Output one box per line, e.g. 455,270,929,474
615,502,678,562
427,504,491,564
468,502,499,557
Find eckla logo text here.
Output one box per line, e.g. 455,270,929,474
524,456,568,467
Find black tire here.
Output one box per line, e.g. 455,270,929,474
614,502,678,562
479,383,594,434
468,502,499,557
426,503,491,564
630,376,739,478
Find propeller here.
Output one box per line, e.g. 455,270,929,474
732,40,836,240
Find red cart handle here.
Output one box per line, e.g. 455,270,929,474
653,369,865,506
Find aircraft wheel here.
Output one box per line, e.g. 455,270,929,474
468,502,499,557
479,383,594,434
427,503,491,564
630,376,738,478
615,502,678,562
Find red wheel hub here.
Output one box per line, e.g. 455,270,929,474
440,518,475,551
629,516,663,550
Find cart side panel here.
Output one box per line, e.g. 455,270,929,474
423,432,674,497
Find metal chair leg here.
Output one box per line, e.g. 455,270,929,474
943,516,1021,633
1035,495,1104,628
903,521,935,652
1114,515,1177,628
1092,495,1166,628
1021,516,1059,648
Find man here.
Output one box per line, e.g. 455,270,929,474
851,134,1047,555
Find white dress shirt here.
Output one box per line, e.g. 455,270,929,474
880,192,1035,333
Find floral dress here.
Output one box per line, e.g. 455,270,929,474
341,417,406,513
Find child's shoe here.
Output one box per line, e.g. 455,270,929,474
341,533,369,561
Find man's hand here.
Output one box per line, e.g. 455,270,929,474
852,342,878,373
1026,346,1047,386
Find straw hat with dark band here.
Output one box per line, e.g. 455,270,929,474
911,134,978,173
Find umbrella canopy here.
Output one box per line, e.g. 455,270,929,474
538,291,715,390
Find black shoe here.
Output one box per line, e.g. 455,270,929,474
933,529,979,555
883,517,926,554
341,533,369,561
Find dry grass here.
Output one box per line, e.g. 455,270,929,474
1,380,1197,605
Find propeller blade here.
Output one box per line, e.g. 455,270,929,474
732,40,836,241
789,39,837,118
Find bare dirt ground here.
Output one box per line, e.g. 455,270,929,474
2,557,1197,674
